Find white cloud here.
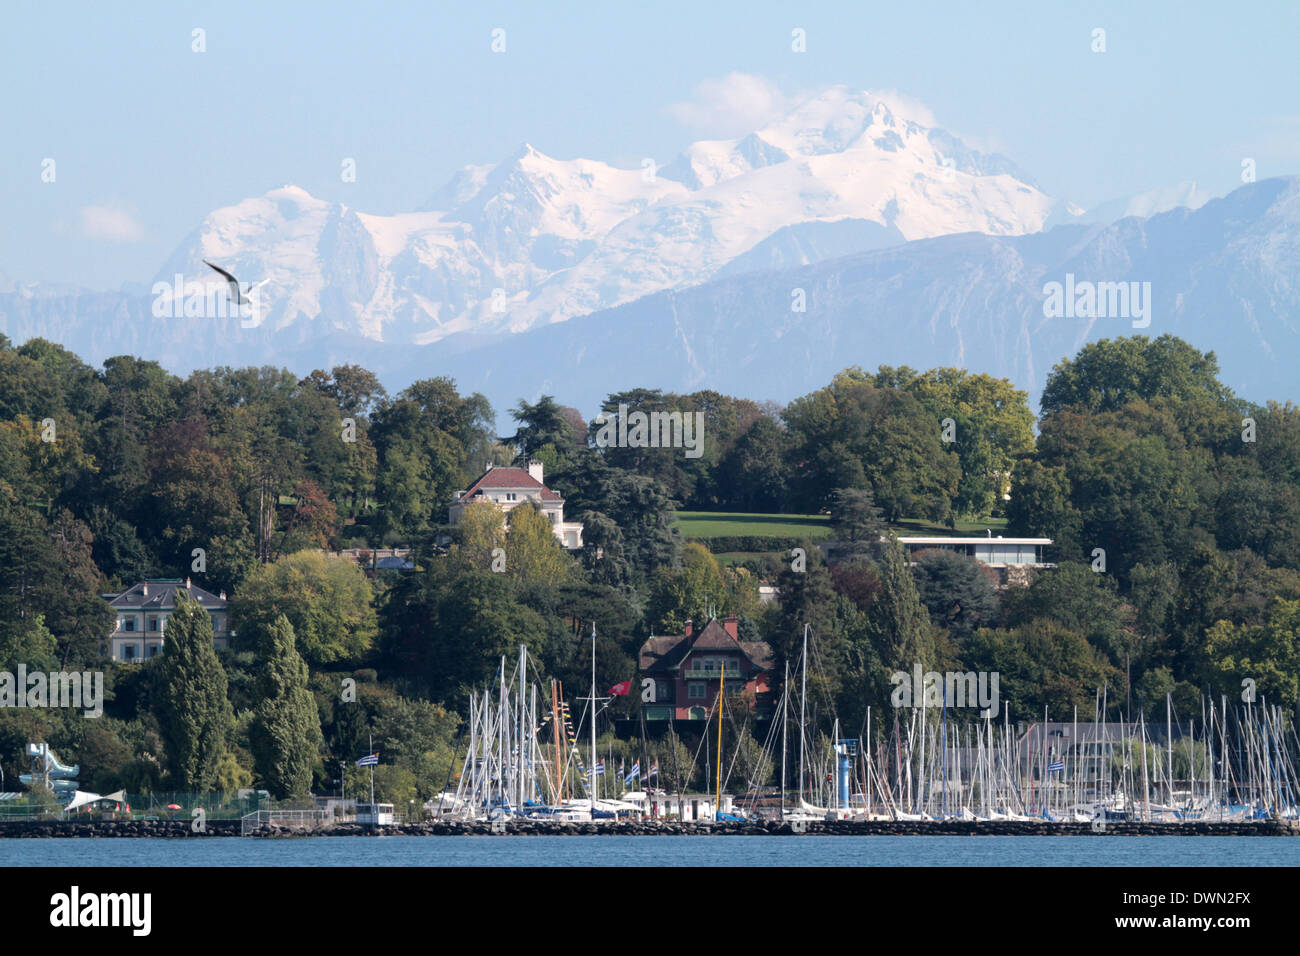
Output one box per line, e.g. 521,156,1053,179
665,73,798,138
78,203,146,243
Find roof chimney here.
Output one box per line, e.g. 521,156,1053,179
527,459,544,483
141,582,148,597
684,618,692,637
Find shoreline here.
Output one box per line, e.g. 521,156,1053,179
3,819,1297,838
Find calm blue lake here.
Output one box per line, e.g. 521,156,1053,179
3,835,1299,866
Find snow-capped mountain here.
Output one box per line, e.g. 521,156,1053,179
2,178,1296,421
151,86,1058,344
409,176,1300,417
1046,180,1217,229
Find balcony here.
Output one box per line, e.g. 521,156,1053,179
682,667,742,681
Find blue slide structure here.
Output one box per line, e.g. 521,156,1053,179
20,742,80,796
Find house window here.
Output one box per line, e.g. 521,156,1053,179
122,644,138,661
147,643,161,658
211,614,222,633
148,616,159,632
123,616,136,632
688,682,705,699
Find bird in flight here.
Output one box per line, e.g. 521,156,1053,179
203,259,269,306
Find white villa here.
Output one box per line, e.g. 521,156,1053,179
104,578,231,662
897,536,1054,569
896,535,1055,586
448,460,584,549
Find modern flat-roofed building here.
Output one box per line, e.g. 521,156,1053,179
897,536,1054,586
897,536,1054,568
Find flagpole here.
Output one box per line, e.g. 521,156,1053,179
590,622,598,808
369,731,375,814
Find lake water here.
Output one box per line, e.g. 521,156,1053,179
4,834,1299,866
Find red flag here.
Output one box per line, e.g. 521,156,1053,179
608,680,632,696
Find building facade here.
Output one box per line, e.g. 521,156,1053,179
638,617,773,721
104,578,230,662
448,460,583,549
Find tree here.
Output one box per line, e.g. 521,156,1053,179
503,501,576,588
153,592,234,791
370,378,494,540
828,487,885,562
1040,335,1232,416
248,614,323,798
874,366,1035,517
231,552,377,666
378,562,548,710
647,541,726,633
508,395,584,462
1204,599,1300,709
450,498,507,572
718,415,790,512
866,539,934,671
785,377,959,520
911,549,999,642
964,620,1121,719
654,724,696,794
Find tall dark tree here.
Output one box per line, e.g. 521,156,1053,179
153,592,235,791
249,614,322,799
911,549,999,642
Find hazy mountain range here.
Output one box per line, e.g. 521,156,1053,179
2,85,1293,422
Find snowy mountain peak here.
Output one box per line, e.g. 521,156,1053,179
150,86,1065,344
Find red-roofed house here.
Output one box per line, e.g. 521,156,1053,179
638,616,774,721
448,460,584,549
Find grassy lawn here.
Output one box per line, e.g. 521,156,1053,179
673,511,831,540
711,551,774,566
675,510,1009,544
891,515,1009,536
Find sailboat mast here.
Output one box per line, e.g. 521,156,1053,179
798,624,808,804
715,663,725,820
781,660,789,815
590,622,598,806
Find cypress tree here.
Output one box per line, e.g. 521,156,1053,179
249,614,323,798
154,590,235,791
869,537,934,671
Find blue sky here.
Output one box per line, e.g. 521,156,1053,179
3,0,1298,288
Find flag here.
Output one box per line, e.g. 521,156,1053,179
608,680,632,696
356,753,379,767
624,760,640,785
1047,760,1065,773
588,760,605,777
648,761,658,779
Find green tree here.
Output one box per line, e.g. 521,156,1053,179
867,538,934,670
504,501,576,588
828,486,885,562
153,592,235,791
911,549,999,642
231,551,377,666
1040,335,1232,416
1204,599,1300,709
248,614,323,799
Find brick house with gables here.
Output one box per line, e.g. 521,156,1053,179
638,616,774,721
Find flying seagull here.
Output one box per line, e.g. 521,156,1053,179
202,259,269,305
